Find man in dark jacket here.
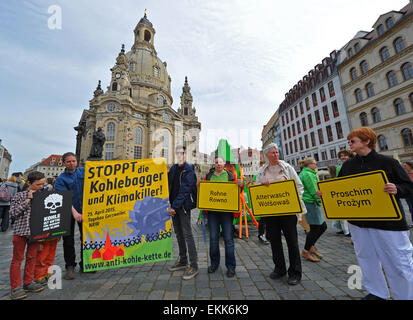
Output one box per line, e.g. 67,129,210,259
338,127,413,300
167,146,199,280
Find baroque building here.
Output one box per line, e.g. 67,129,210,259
337,2,413,161
75,13,201,166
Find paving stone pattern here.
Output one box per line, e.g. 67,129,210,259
1,201,412,300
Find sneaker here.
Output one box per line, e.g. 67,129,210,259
35,278,48,287
182,266,199,280
10,286,27,300
23,282,45,293
226,269,236,278
168,260,187,272
64,266,75,280
208,266,218,273
258,235,269,245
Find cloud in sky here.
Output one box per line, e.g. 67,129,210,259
0,0,408,173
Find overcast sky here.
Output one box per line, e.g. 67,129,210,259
0,0,409,173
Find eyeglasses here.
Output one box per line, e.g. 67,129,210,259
176,152,185,155
348,140,356,144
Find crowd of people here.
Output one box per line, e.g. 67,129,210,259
2,127,413,300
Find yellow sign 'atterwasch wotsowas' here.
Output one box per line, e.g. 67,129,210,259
317,170,402,221
197,181,240,213
248,180,303,217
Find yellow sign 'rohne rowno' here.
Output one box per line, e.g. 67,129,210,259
317,170,402,221
197,181,240,213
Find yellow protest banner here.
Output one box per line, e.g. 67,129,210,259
82,158,173,272
317,170,402,221
248,180,303,217
197,181,240,212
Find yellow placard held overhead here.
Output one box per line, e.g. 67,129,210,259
317,170,402,221
197,181,240,213
248,180,303,217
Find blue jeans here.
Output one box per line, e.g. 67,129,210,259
208,212,236,271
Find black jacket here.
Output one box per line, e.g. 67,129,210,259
168,162,197,212
338,149,413,231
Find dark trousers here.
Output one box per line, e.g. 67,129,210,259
172,208,198,268
304,222,327,251
63,216,83,269
258,219,265,236
0,205,10,232
265,215,301,279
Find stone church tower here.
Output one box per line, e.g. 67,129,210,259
75,13,201,166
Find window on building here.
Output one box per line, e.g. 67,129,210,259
332,100,339,117
144,30,151,42
387,70,398,88
305,97,310,110
323,105,329,121
328,81,335,97
310,132,316,147
129,62,135,72
304,135,309,149
292,124,296,136
315,110,321,124
308,114,313,128
283,129,287,141
302,118,307,131
112,82,118,91
319,87,326,102
330,149,337,159
385,17,394,29
410,93,413,107
348,48,354,58
288,127,291,139
378,135,388,151
360,112,368,126
312,93,318,106
355,88,363,103
133,146,142,159
106,122,116,141
299,102,304,114
371,107,381,123
402,128,413,147
394,37,406,54
285,144,289,155
366,82,375,97
294,140,298,153
354,42,361,53
153,66,160,77
294,105,298,118
326,125,333,142
105,143,114,160
360,60,369,74
135,127,143,145
318,128,324,145
297,121,301,134
394,98,406,115
314,152,319,162
350,67,358,80
321,150,328,161
286,112,289,123
299,137,303,150
380,47,391,62
289,141,293,154
377,24,385,36
401,62,413,81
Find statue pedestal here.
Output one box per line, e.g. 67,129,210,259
87,157,103,162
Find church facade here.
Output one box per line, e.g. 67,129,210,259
74,13,201,167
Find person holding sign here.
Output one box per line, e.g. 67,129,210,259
336,127,413,300
200,156,244,278
298,158,327,262
9,171,46,300
255,143,305,286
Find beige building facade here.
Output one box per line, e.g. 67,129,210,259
338,3,413,161
75,14,201,167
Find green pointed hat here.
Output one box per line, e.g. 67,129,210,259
215,139,237,164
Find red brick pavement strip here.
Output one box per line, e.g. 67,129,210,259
0,205,412,300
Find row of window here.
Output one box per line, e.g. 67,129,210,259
284,122,344,156
359,94,413,125
354,63,413,103
283,101,340,141
282,82,336,125
349,37,406,81
377,128,413,151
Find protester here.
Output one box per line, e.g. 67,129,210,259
45,178,54,191
200,156,244,278
255,143,305,285
12,172,26,192
9,171,46,300
299,158,327,262
402,161,413,228
0,176,18,232
332,150,353,237
335,127,413,300
54,152,85,280
252,171,269,244
167,145,199,280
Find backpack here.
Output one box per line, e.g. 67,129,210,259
0,184,11,202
